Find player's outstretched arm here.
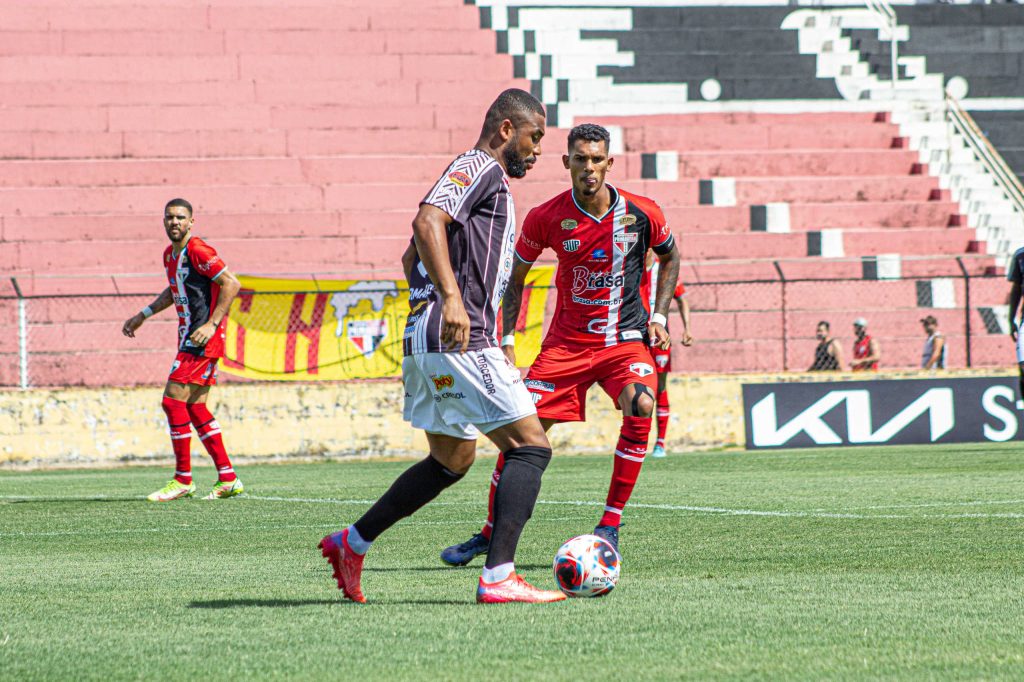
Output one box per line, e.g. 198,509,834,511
412,203,470,353
650,245,681,350
189,269,241,347
500,257,534,366
122,287,172,338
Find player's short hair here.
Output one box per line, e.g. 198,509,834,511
165,198,193,216
481,88,545,135
567,123,611,152
817,320,830,330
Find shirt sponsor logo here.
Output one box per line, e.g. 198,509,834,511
522,235,543,251
560,219,578,230
173,295,189,306
431,374,455,390
619,214,638,226
572,266,625,295
525,379,555,392
590,248,608,262
197,256,220,273
448,171,472,187
629,362,654,377
562,239,580,252
587,319,609,334
613,232,638,255
621,330,643,341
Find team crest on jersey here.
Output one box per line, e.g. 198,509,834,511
618,214,638,226
629,362,654,377
560,219,578,230
347,319,388,357
613,232,638,255
562,239,580,252
448,171,472,187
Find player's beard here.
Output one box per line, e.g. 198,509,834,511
503,141,529,179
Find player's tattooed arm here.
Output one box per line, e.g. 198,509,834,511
122,287,172,338
650,244,680,350
189,269,241,347
412,203,470,353
501,257,534,365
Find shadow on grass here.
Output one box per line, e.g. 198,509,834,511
1,497,142,504
361,563,549,573
190,597,468,608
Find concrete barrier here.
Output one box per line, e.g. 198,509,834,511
1,367,1014,468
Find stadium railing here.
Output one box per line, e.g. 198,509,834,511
1,254,1012,388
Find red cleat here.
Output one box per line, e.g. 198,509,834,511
476,573,567,604
318,529,366,603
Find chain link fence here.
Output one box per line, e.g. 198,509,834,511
1,255,1014,388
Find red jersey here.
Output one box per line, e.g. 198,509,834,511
516,185,675,348
163,236,228,358
853,333,877,371
640,259,685,324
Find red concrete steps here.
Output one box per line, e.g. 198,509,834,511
0,184,325,217
678,149,920,178
0,56,238,82
623,123,900,152
0,80,257,107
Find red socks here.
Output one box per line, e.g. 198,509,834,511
480,452,505,540
185,402,236,482
600,416,651,527
162,396,193,485
656,388,670,448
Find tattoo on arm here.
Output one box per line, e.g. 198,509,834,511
653,249,681,318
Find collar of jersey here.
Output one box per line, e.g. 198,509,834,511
571,184,620,224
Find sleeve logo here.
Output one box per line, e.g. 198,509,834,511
448,171,472,187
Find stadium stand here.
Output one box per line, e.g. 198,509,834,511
0,0,1021,385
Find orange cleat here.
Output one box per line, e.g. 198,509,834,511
476,572,567,604
318,529,366,603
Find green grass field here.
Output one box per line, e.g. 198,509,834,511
3,444,1024,680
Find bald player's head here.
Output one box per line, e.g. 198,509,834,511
480,88,545,137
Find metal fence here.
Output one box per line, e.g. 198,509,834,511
1,255,1014,388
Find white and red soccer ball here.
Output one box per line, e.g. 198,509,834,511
552,534,621,597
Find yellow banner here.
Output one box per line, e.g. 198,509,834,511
222,267,554,381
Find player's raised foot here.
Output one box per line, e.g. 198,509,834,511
146,480,195,502
593,524,620,554
203,478,244,500
318,529,366,603
440,532,490,566
476,573,567,604
650,444,667,459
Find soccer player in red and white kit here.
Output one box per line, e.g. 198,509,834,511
441,123,680,562
640,251,693,458
122,198,244,501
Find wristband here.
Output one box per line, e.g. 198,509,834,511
141,306,154,319
500,334,516,348
651,312,667,327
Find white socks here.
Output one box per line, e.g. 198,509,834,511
346,525,371,555
481,562,514,584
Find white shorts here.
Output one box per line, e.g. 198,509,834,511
402,348,537,439
1017,332,1024,364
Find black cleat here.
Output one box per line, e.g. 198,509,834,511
440,532,490,566
593,525,619,554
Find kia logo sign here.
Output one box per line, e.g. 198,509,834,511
742,377,1022,449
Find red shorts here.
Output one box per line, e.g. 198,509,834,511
651,345,671,373
168,351,219,386
524,342,657,422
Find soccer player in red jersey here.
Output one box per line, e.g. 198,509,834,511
122,198,244,502
639,251,693,458
441,123,680,562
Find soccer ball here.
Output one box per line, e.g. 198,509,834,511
552,534,621,597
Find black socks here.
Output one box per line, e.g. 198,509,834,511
353,455,464,542
485,445,552,568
